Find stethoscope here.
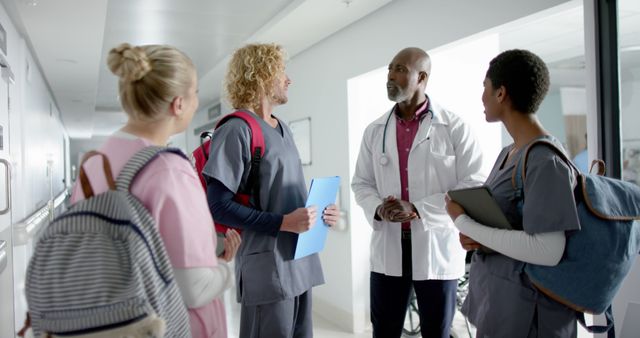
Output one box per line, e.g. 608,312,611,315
379,105,434,166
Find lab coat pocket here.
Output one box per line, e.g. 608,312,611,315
239,251,284,306
427,152,457,191
430,228,465,276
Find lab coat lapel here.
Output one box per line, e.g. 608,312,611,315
411,112,432,152
384,113,400,169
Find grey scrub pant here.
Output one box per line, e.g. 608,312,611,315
239,290,313,338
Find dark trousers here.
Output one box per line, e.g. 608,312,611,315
371,230,457,338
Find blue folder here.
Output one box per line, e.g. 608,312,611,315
294,176,341,259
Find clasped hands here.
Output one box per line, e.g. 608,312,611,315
375,196,418,222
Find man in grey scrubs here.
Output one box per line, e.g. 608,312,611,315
202,43,340,338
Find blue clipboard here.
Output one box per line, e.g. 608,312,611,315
294,176,340,260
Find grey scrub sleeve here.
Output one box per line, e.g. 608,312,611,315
202,118,252,195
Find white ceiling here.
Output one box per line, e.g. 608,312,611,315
497,1,640,91
2,0,393,138
3,0,639,139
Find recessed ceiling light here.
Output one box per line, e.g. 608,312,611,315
25,0,37,7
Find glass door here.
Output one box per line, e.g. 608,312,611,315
613,1,640,337
619,0,640,185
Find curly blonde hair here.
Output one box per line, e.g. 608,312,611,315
107,43,195,121
224,43,287,111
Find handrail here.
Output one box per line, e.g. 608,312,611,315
0,240,7,275
53,190,67,208
13,190,68,245
0,52,15,84
0,158,11,215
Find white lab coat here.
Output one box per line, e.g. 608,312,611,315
352,101,485,280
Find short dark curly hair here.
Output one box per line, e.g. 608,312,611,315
486,49,550,114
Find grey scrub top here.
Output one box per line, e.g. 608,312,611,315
462,139,581,338
202,114,324,306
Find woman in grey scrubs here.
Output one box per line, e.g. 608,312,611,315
203,43,340,338
445,49,580,337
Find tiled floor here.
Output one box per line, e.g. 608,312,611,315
221,288,475,338
222,290,372,338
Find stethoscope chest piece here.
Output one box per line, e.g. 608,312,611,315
379,155,389,166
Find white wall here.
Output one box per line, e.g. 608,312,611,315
346,67,390,331
0,2,70,331
20,54,68,209
427,34,503,174
273,0,571,331
0,2,69,225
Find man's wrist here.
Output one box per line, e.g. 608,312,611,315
411,203,421,219
374,205,383,221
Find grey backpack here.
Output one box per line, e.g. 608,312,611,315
513,138,640,337
24,146,191,337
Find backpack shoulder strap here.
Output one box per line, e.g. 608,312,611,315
78,151,116,198
116,146,188,192
215,110,265,157
511,137,578,191
215,110,265,209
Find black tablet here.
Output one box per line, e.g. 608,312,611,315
448,186,512,230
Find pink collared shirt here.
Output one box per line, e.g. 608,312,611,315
395,99,429,230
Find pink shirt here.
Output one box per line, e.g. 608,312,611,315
395,99,429,230
71,133,226,338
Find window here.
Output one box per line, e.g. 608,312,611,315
619,0,640,185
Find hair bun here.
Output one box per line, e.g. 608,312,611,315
107,43,152,82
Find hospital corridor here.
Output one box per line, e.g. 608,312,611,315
1,0,640,337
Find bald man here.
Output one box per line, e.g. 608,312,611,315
351,47,485,337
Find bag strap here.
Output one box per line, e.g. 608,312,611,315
17,312,30,337
590,159,606,176
116,146,187,192
511,136,578,192
510,137,579,227
215,110,266,210
577,305,616,338
78,151,116,198
512,137,607,189
215,110,265,158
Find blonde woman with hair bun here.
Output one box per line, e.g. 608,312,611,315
72,43,240,338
